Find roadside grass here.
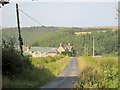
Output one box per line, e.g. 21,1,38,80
3,55,70,88
74,56,118,88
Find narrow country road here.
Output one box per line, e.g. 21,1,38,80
41,57,80,89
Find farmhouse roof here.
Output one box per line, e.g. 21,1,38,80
30,47,58,52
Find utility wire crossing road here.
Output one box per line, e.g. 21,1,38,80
41,58,80,88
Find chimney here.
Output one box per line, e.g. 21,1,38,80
60,43,62,47
68,43,70,46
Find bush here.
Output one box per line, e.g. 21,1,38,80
2,38,32,78
44,56,53,63
43,56,65,63
61,51,72,56
75,56,118,88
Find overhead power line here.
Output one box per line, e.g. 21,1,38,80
18,8,46,27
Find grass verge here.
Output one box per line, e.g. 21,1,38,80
3,55,70,88
74,56,118,88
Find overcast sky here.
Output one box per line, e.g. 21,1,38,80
0,1,118,28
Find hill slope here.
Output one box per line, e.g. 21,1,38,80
2,26,118,56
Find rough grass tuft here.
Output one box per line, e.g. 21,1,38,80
74,56,118,88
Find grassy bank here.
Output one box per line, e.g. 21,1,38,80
3,56,70,88
74,56,118,88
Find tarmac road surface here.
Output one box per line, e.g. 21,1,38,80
41,57,80,89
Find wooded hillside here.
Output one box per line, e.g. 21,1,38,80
2,26,118,56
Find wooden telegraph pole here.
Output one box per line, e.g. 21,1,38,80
93,35,95,57
16,3,23,56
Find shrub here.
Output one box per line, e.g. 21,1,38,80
2,38,32,78
75,56,118,88
61,51,72,56
44,56,53,63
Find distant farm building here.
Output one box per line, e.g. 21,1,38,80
22,42,76,57
57,43,76,56
23,46,58,57
58,43,73,54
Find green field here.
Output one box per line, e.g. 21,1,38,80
74,56,118,88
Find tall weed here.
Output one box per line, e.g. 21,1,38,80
75,56,118,88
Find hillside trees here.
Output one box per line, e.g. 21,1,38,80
2,27,118,56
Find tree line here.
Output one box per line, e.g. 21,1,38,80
2,26,118,56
